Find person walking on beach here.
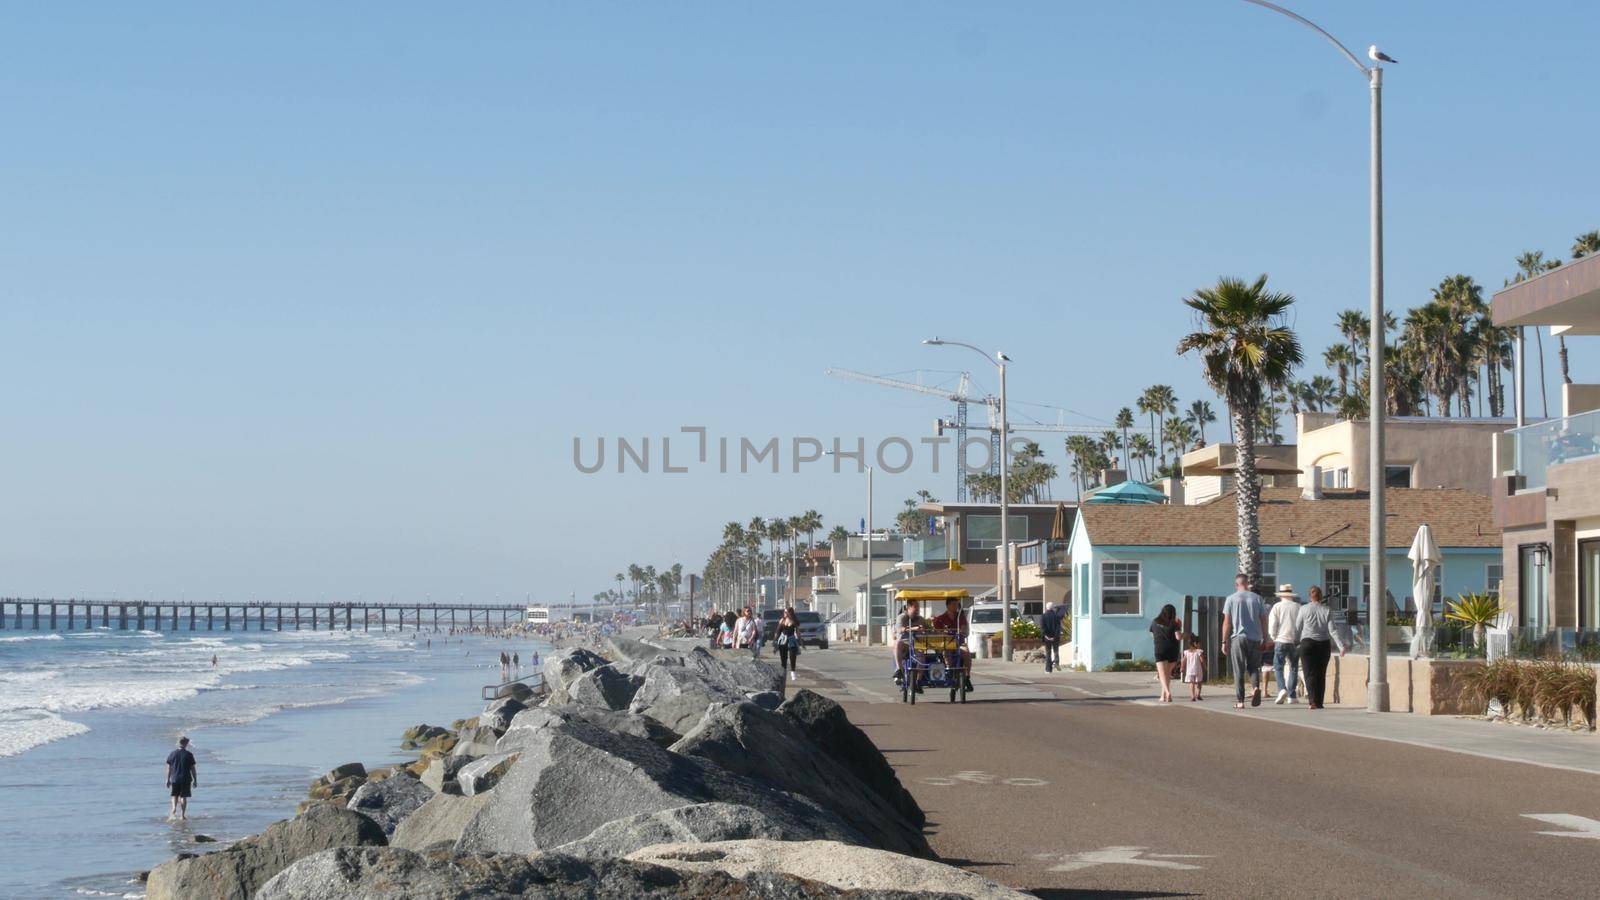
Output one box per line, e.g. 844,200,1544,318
1268,584,1302,704
1149,603,1182,703
512,652,520,676
1296,586,1349,709
775,607,801,682
165,736,198,821
1221,573,1270,709
1039,601,1063,673
1182,636,1206,701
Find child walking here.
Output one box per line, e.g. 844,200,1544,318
1182,637,1206,702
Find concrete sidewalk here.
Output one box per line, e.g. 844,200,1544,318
806,639,1600,777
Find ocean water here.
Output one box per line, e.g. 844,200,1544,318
0,624,547,899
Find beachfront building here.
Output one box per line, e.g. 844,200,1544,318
1491,251,1600,637
1177,442,1301,506
1297,411,1512,495
814,532,908,641
1067,486,1501,671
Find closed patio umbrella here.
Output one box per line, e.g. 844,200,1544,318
1051,502,1068,541
1408,523,1441,659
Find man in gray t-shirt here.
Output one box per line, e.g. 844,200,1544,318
1221,574,1270,707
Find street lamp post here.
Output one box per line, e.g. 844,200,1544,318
925,338,1014,661
1242,0,1390,711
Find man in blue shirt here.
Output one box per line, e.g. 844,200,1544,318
1220,574,1270,709
165,736,198,821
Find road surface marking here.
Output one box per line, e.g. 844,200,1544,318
921,770,1050,787
1035,847,1213,872
1522,814,1600,840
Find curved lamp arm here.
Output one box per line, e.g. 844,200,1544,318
1239,0,1370,77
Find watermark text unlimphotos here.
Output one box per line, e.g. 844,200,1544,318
573,427,1030,475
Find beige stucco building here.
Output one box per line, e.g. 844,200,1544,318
1295,411,1510,495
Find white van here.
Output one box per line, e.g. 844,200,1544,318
968,601,1006,654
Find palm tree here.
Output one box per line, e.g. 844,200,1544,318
1177,274,1303,586
1114,407,1135,464
1337,309,1368,382
1163,418,1197,459
1306,375,1337,412
799,509,823,550
1127,433,1154,481
1064,435,1094,497
1136,388,1161,467
1514,251,1557,414
1138,386,1178,467
1185,399,1216,447
1100,429,1122,469
827,525,850,543
1323,344,1355,399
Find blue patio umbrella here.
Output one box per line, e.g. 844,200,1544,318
1085,480,1167,505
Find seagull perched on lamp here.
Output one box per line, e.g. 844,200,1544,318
1368,44,1398,64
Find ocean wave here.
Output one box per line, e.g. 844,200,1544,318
0,710,90,758
0,633,63,643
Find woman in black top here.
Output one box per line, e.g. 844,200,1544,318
775,607,801,682
1150,603,1182,703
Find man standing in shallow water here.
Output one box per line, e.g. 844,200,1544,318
165,736,198,821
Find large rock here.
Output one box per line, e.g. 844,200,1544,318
390,793,491,852
346,772,431,837
257,846,951,900
553,802,843,859
450,723,501,759
557,663,644,711
419,754,472,794
501,704,679,750
626,649,786,735
145,804,385,900
779,689,925,828
457,751,519,796
455,717,864,855
493,681,537,703
629,840,1033,900
399,724,448,750
542,647,611,698
671,701,931,857
480,696,526,733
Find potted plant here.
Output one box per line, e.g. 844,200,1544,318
1443,592,1502,649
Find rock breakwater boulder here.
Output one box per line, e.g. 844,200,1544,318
555,663,644,711
629,840,1033,900
671,701,931,858
455,717,864,855
345,772,431,838
389,793,491,852
778,689,924,828
145,804,386,900
542,647,610,698
258,846,953,900
552,802,846,859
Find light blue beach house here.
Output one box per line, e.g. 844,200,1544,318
1067,486,1502,670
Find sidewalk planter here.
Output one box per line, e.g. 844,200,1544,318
1330,656,1492,715
986,637,1042,657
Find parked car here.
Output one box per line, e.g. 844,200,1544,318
760,609,829,648
967,601,1007,654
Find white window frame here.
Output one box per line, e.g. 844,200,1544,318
1385,464,1414,488
1321,467,1350,489
1486,563,1503,602
1258,552,1278,596
1099,561,1142,617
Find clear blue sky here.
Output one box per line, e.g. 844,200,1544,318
4,2,1596,604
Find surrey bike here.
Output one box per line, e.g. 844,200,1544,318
895,590,971,705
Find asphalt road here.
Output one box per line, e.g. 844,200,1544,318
792,646,1600,899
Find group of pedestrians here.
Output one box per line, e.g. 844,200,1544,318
1148,574,1350,709
702,606,802,680
1218,574,1350,709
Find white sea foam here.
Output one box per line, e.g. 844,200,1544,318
0,710,90,758
0,633,63,643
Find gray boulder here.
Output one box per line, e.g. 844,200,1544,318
345,772,431,837
542,647,611,698
480,696,526,733
455,717,864,855
450,723,501,759
627,665,746,735
390,793,490,852
501,704,679,750
779,689,924,828
419,754,472,794
457,751,519,796
399,724,448,750
145,804,385,900
630,840,1034,900
671,701,930,858
746,690,783,710
493,681,537,703
257,846,948,900
553,802,842,859
558,663,644,711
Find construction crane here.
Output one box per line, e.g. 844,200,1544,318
825,367,996,501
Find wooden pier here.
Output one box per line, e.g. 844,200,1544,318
0,598,528,633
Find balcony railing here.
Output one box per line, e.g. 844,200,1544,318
812,575,838,594
1497,409,1600,491
1018,539,1070,574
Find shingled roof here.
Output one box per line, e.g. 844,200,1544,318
1077,488,1498,549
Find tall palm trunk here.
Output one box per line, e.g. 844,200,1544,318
1559,335,1572,387
1535,328,1549,416
1231,403,1261,586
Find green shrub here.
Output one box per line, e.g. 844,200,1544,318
1104,658,1156,672
1009,618,1041,639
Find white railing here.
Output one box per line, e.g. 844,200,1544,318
812,575,839,593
